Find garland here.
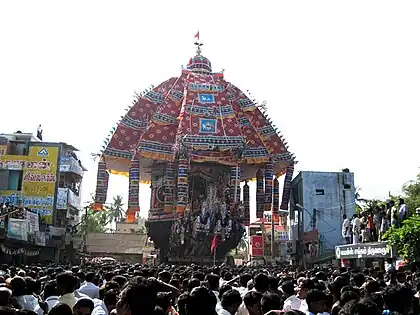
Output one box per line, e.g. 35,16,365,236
0,244,40,256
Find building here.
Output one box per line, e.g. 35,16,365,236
0,132,86,262
290,170,356,263
116,217,146,234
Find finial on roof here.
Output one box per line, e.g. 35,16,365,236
194,31,203,56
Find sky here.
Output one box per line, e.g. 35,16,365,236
1,1,419,218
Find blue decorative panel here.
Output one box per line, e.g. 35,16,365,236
199,118,217,133
198,94,215,103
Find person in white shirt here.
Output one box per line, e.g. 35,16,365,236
306,289,327,315
78,272,100,299
398,198,408,225
42,280,59,312
284,278,315,313
56,272,78,309
217,289,242,315
341,214,351,244
352,214,361,244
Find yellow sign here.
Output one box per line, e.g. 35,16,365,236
0,145,59,224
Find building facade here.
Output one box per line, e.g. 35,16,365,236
290,170,356,262
0,132,85,262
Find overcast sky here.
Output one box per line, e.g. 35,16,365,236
1,1,419,218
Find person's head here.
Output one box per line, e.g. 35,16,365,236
158,271,171,284
244,291,262,315
254,273,269,293
306,289,326,314
104,289,119,313
0,287,12,306
240,274,252,288
187,278,200,293
205,273,220,291
177,293,189,315
186,287,217,315
116,276,157,315
221,289,242,315
261,292,282,314
73,298,94,315
85,272,95,284
352,273,365,288
343,214,347,220
352,298,382,315
382,284,413,314
56,272,75,295
49,303,73,315
10,277,26,296
298,279,315,299
388,200,395,208
155,292,172,314
328,276,346,302
280,280,295,297
399,198,405,206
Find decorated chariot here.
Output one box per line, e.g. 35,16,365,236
92,38,295,263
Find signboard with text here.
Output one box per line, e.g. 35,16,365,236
335,242,390,259
0,145,59,224
251,235,264,256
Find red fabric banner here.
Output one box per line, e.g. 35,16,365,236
251,235,264,257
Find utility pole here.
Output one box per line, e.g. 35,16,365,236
271,210,275,264
311,209,317,259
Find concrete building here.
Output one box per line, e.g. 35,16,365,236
290,170,356,261
0,132,86,261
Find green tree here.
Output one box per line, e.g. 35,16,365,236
107,195,126,224
383,215,420,261
79,204,108,237
401,173,420,213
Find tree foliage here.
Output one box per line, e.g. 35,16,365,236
382,173,420,261
78,194,126,236
383,215,420,261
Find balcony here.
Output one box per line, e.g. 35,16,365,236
59,156,85,177
56,188,81,210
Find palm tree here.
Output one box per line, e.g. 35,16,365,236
107,195,126,224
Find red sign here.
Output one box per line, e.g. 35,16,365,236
251,235,264,256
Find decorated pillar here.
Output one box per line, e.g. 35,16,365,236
264,161,274,211
230,165,241,209
256,169,264,218
164,162,176,214
280,164,294,210
126,153,140,223
93,157,109,212
176,157,189,214
243,181,250,226
272,177,280,224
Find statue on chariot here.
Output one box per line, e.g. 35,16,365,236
92,34,295,263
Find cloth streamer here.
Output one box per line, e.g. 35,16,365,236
93,157,109,212
126,153,140,222
243,182,250,226
256,169,264,218
176,157,189,214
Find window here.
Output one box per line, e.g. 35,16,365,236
6,141,29,156
315,189,325,196
8,170,23,190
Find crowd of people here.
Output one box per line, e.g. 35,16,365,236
341,199,411,245
0,261,418,315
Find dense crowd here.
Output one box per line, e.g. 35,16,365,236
0,261,417,315
341,199,410,244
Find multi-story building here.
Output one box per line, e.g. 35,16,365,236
290,170,356,264
0,132,86,262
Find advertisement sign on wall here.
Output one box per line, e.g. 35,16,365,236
56,188,68,210
335,242,390,259
26,211,39,234
0,145,59,224
7,218,27,241
251,235,264,256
